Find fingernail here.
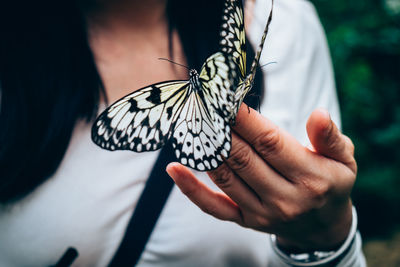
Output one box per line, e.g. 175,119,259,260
318,108,331,121
166,162,181,181
166,163,176,179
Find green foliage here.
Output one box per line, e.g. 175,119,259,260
311,0,400,238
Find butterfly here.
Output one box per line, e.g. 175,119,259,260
92,52,238,171
91,0,273,172
220,0,274,121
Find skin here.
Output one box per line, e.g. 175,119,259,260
87,0,357,253
87,0,187,103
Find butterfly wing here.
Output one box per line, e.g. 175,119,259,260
92,80,190,152
220,0,246,80
171,90,232,171
199,52,238,120
234,0,274,114
171,52,237,171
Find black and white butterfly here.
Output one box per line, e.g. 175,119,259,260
92,52,238,171
220,0,274,120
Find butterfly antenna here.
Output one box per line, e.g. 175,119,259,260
158,58,190,70
260,61,277,68
249,0,274,77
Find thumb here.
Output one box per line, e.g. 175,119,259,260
306,109,355,166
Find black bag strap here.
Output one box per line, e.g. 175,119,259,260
53,247,78,267
109,143,176,266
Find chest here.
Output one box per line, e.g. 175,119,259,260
89,29,188,103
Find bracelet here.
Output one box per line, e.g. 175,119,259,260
270,206,358,266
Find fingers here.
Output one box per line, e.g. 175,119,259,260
306,109,357,173
166,163,243,223
233,104,315,182
231,104,357,198
210,132,295,197
207,162,266,214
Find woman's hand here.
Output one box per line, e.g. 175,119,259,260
166,104,357,251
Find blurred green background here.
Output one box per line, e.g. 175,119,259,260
310,0,400,265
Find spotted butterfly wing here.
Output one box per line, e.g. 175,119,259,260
220,0,246,80
171,52,237,170
92,80,189,152
92,52,237,171
234,0,274,114
220,0,274,117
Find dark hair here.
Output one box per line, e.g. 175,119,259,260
0,0,264,203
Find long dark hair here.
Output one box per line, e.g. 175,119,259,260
0,0,264,203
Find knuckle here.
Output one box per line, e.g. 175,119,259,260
342,135,358,174
210,165,236,190
344,135,355,156
339,165,358,188
325,131,341,152
200,204,219,217
275,201,302,223
325,127,348,155
301,178,331,205
313,183,331,204
228,141,253,171
179,183,198,197
253,214,270,227
352,159,358,175
253,125,282,158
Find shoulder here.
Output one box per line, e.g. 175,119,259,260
248,0,327,63
249,0,321,27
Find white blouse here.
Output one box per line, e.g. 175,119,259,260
0,0,365,266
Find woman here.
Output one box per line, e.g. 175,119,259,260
0,0,366,266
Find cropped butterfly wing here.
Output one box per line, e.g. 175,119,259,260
92,80,190,152
171,88,231,171
220,0,246,80
171,52,237,171
199,52,238,119
234,0,274,113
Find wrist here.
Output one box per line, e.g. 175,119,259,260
276,200,353,252
270,206,358,266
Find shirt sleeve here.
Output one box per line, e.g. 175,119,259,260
247,0,366,266
267,232,366,267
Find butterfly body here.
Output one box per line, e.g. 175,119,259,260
188,69,202,91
